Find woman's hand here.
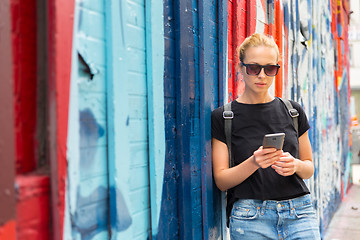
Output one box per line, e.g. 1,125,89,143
271,130,315,179
253,146,282,169
271,152,298,176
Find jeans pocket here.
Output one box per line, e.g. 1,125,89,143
294,202,316,219
231,205,259,220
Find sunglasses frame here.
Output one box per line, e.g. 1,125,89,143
241,62,280,77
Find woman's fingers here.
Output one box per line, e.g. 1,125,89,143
272,152,297,176
254,147,282,168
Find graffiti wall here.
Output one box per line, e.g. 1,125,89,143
227,0,351,236
0,0,351,239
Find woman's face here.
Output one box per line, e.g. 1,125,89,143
241,45,278,95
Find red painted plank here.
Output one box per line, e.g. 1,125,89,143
16,175,50,240
274,0,283,97
227,0,234,101
227,0,247,101
47,0,75,239
11,0,38,174
246,0,257,36
233,0,246,98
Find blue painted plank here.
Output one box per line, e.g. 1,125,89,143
175,0,194,238
126,1,145,28
128,119,148,142
78,66,106,93
129,188,150,212
158,0,179,238
218,0,227,105
78,93,107,121
77,36,106,66
131,209,151,237
79,146,108,179
164,58,176,84
78,175,108,198
127,72,147,95
129,165,149,190
188,62,197,100
164,38,176,58
72,199,109,239
128,0,144,6
127,49,146,73
79,118,107,147
126,25,146,49
199,0,220,238
129,142,148,166
78,8,105,40
66,1,110,238
79,0,104,12
128,95,148,119
145,0,165,238
106,0,138,239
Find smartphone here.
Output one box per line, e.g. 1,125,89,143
262,133,285,150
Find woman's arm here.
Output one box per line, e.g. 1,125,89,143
296,131,315,178
212,138,282,191
271,131,314,179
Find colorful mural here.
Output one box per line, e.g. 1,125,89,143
0,0,352,239
226,0,351,236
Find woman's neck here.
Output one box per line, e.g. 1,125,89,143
236,92,274,104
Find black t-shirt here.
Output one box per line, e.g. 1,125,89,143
211,97,311,204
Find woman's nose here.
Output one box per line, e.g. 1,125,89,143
258,68,266,78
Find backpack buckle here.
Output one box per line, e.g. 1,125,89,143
289,109,299,118
223,111,234,119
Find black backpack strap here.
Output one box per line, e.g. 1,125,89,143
223,102,233,228
279,97,299,136
223,102,234,167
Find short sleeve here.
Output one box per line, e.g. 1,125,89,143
211,106,227,144
290,100,310,137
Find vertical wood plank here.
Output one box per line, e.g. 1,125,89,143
145,0,165,238
175,0,193,238
275,0,283,97
0,0,16,239
47,0,75,239
159,0,180,238
218,1,229,237
106,1,133,239
219,0,228,107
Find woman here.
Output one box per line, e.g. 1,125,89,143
211,33,321,239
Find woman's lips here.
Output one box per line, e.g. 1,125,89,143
255,82,266,87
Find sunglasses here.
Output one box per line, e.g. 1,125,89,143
241,62,280,77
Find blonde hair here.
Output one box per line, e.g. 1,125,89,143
238,33,279,62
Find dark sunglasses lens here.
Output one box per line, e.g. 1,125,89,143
246,64,261,75
264,65,279,76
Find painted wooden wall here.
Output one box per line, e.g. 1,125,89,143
0,0,352,239
160,0,223,239
64,0,166,239
105,0,165,238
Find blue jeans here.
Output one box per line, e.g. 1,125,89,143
230,194,321,240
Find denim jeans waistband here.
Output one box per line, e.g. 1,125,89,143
233,194,312,211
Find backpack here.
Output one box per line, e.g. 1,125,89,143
222,97,299,227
